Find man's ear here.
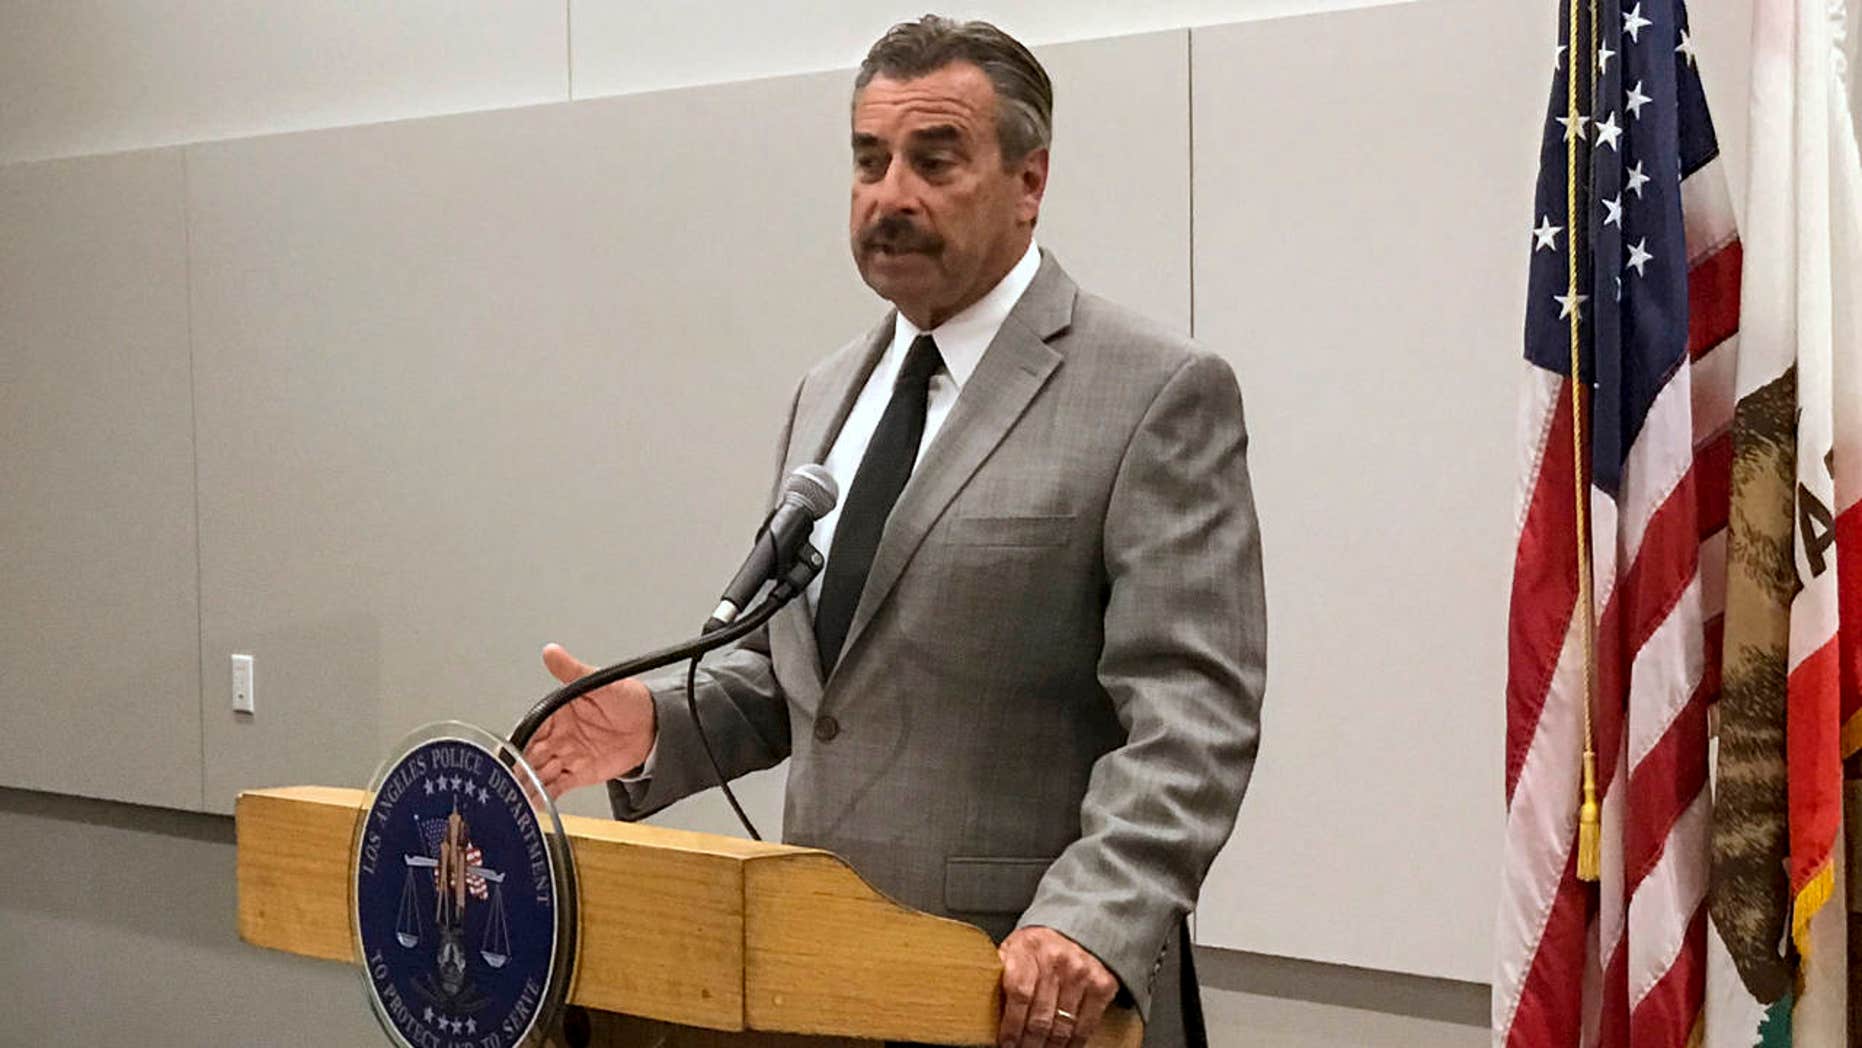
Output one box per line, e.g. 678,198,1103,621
1016,147,1050,224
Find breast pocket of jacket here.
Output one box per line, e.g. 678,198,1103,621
943,512,1075,549
908,513,1081,663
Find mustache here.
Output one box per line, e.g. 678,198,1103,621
858,216,944,255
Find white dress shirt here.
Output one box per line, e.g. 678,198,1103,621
621,238,1042,788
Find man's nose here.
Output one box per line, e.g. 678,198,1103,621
869,159,919,216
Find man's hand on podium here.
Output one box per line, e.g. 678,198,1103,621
522,644,658,800
997,925,1120,1048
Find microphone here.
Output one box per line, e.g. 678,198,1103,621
704,465,838,632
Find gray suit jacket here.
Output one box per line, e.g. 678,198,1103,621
610,250,1266,1040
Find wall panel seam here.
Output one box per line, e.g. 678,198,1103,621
181,146,208,813
1187,28,1197,341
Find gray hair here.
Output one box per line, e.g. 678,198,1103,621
854,15,1053,166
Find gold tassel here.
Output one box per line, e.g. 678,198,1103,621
1577,750,1601,882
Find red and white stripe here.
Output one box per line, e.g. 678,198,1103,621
1494,156,1741,1048
465,843,489,900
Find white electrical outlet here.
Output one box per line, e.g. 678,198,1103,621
231,654,255,714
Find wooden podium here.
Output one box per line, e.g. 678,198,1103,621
236,786,1144,1048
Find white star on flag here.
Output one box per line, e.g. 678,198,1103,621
1556,114,1590,142
1597,45,1616,75
1604,194,1624,228
1554,43,1567,69
1626,238,1653,276
1533,216,1564,252
1594,112,1623,151
1625,160,1651,197
1623,3,1652,42
1625,81,1652,119
1554,291,1588,320
1676,29,1697,66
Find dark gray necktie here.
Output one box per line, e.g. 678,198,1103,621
814,333,943,673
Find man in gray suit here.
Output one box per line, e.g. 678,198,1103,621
524,17,1265,1048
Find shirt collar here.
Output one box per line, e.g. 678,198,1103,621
889,238,1041,390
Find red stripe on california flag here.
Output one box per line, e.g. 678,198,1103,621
1686,240,1742,360
1627,902,1708,1048
1507,380,1581,802
1787,639,1846,891
1838,503,1862,738
1504,849,1592,1048
1622,616,1718,895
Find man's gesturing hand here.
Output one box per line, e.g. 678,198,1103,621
997,926,1121,1048
521,644,657,800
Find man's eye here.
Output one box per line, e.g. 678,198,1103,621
856,155,887,174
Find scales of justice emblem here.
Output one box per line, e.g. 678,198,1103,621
393,801,514,1008
353,726,574,1048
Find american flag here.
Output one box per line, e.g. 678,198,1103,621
461,843,489,901
1494,1,1741,1045
420,814,491,901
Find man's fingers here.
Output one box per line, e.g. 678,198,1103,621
1019,967,1062,1048
1065,969,1118,1048
522,730,561,779
998,947,1037,1048
541,643,593,685
1049,980,1087,1048
532,751,567,790
539,760,576,801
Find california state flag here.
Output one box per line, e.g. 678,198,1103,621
1707,1,1862,1046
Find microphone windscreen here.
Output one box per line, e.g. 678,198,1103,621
783,464,839,518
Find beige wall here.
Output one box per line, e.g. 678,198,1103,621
0,0,1416,166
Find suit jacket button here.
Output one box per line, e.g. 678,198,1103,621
814,715,840,742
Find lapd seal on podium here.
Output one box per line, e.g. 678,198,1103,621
351,722,576,1048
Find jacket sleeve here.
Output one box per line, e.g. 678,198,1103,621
606,624,789,820
1015,351,1268,1019
607,379,807,822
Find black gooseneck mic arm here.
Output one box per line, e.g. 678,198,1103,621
507,544,822,753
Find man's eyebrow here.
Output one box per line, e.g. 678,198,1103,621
906,124,963,146
850,125,965,150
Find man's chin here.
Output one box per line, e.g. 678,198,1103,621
858,258,935,301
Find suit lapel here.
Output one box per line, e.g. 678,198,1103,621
775,314,893,696
832,253,1076,676
785,314,894,475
